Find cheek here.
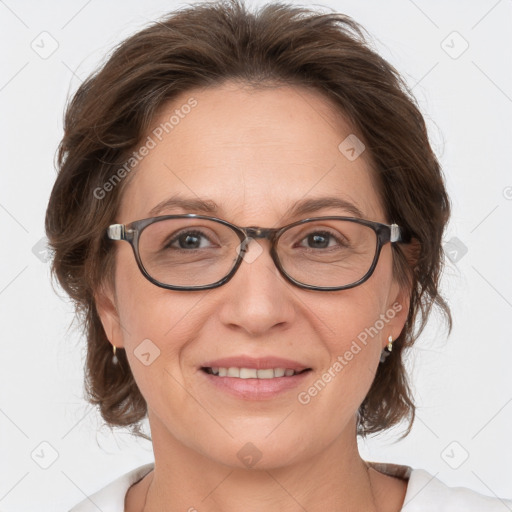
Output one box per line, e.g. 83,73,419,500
112,279,209,423
320,289,383,379
320,251,394,358
305,249,395,405
295,296,384,440
112,247,203,372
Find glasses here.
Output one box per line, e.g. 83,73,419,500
107,214,410,291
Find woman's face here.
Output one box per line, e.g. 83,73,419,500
98,81,409,468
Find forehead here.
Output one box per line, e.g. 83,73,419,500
118,82,384,224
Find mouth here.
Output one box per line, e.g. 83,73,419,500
201,367,312,378
199,357,313,400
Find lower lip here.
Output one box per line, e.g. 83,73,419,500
200,370,312,400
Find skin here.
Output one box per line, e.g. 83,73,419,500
97,81,411,512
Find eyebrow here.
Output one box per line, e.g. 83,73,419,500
148,194,365,220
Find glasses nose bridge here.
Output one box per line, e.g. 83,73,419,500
242,226,278,243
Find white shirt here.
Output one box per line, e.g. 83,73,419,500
69,461,512,511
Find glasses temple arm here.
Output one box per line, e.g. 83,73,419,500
390,223,411,243
107,224,125,240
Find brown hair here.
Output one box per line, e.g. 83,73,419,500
45,0,451,439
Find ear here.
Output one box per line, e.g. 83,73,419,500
384,238,420,346
386,282,410,342
94,282,126,349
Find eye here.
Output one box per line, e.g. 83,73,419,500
165,229,216,250
297,230,348,250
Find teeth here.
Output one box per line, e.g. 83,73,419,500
239,368,257,379
206,367,304,378
257,368,274,379
227,367,239,377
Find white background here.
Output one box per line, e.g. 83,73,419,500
1,0,511,510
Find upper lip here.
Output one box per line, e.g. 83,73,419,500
201,356,311,372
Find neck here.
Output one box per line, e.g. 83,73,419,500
140,414,380,512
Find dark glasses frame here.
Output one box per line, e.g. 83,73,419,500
107,214,411,291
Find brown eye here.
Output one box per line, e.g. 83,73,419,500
165,230,214,250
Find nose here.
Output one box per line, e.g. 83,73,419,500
217,238,296,336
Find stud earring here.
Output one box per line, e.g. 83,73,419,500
387,335,393,352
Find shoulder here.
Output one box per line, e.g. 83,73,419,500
367,461,512,511
402,468,512,511
68,462,155,512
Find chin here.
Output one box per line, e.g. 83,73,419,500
201,431,310,471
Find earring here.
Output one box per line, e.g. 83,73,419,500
112,345,119,365
379,335,393,363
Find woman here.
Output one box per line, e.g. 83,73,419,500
45,0,511,510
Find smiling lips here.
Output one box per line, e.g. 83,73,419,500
200,356,312,398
